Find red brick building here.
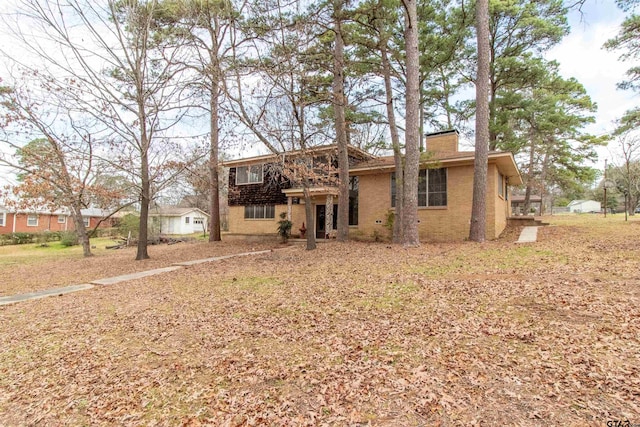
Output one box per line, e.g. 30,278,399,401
0,207,112,235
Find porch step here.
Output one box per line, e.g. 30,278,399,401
507,216,549,227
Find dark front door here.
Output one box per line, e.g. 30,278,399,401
315,204,338,238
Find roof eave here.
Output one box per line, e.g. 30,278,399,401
349,152,523,185
221,144,375,167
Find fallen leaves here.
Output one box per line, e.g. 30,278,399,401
1,216,639,425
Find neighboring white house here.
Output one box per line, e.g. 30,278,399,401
149,207,209,235
568,200,601,213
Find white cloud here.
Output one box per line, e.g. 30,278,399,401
547,6,636,136
545,4,638,168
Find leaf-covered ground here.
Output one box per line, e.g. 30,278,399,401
1,215,639,425
0,239,278,296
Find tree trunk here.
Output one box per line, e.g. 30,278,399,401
419,90,425,152
71,202,92,257
209,75,222,242
378,23,403,243
538,146,551,216
488,79,498,150
401,0,420,247
303,184,316,250
522,127,536,215
469,0,490,242
137,133,151,261
333,0,349,242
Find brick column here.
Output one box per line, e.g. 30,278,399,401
325,195,333,238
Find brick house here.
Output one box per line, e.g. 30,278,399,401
0,207,112,235
223,130,522,242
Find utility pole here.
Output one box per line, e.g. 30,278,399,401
604,158,608,218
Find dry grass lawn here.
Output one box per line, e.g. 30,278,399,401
0,239,279,296
1,215,639,426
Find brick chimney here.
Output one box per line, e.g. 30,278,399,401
425,129,459,153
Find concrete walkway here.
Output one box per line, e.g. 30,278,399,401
516,226,538,244
0,249,276,306
0,284,95,306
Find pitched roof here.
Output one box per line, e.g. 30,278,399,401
149,206,210,217
220,136,523,185
221,144,375,167
510,195,542,203
0,206,115,217
568,200,598,206
80,208,111,217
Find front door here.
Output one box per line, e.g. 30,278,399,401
315,205,338,238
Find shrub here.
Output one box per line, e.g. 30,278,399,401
118,214,140,239
45,231,62,241
276,212,292,243
60,231,79,247
11,233,34,244
36,231,61,245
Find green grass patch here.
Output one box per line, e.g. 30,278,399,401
412,245,567,278
222,276,284,293
0,237,115,266
475,246,566,270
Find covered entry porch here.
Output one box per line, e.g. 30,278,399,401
282,187,339,239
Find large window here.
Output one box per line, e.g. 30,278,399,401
244,205,275,219
0,212,5,227
236,164,264,185
27,214,38,227
391,168,447,207
83,217,90,227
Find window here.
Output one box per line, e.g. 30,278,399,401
236,164,264,185
185,216,190,224
194,217,204,225
58,215,66,224
498,173,505,198
27,214,38,227
83,217,90,227
391,168,447,207
349,176,358,226
244,205,275,219
428,168,447,206
0,212,5,227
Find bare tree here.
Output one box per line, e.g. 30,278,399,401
6,0,196,259
0,75,127,256
155,0,248,242
610,131,640,218
225,0,328,250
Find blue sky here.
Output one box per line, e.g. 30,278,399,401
0,1,637,182
547,1,635,165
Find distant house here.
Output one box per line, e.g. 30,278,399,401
149,206,209,235
568,200,601,213
222,130,523,242
0,206,112,235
